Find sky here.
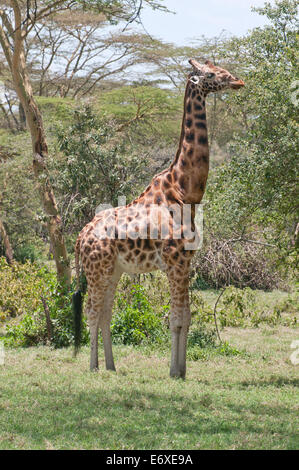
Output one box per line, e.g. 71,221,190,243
139,0,275,44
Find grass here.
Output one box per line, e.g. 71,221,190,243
0,326,298,450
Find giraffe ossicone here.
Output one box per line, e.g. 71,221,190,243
73,59,244,379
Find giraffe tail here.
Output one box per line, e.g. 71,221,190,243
73,235,83,356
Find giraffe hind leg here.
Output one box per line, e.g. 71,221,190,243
86,268,121,372
86,295,101,371
86,277,112,371
99,270,122,371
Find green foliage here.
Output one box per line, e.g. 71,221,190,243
53,107,148,234
187,324,246,361
216,286,297,328
0,130,44,255
111,284,167,345
5,311,45,347
187,341,246,361
218,287,256,327
188,325,217,349
96,85,181,144
76,0,170,21
0,258,88,348
205,0,299,256
14,243,41,263
0,258,52,323
190,285,297,328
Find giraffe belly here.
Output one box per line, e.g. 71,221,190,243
116,251,165,274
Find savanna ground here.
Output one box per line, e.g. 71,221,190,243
1,325,298,450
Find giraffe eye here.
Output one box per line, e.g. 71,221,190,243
206,73,215,79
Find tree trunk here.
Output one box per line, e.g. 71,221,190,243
0,2,71,286
18,82,71,285
0,218,14,265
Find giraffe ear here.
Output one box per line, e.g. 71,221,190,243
205,59,216,68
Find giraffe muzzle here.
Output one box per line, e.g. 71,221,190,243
230,79,245,89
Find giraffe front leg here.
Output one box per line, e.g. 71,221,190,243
170,310,190,379
167,267,190,379
101,321,116,371
170,325,180,378
178,291,191,379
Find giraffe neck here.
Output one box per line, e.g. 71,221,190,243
170,80,209,204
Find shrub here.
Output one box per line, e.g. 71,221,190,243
187,324,246,361
0,257,88,348
14,243,41,263
193,235,282,290
111,284,167,345
218,286,255,327
216,286,297,328
0,258,51,323
188,325,217,349
190,285,297,328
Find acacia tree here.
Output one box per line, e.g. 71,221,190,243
22,11,162,98
0,1,72,284
0,0,167,284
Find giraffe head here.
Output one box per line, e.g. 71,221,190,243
188,58,244,94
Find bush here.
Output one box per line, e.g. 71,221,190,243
111,284,167,345
52,107,148,234
190,285,297,328
217,286,298,328
14,243,41,263
0,258,51,323
0,257,88,348
187,325,246,361
188,325,217,349
218,287,256,327
193,234,282,290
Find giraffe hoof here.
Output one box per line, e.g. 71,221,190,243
170,369,186,380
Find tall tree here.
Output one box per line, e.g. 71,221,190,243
18,11,162,98
0,1,71,284
0,0,168,284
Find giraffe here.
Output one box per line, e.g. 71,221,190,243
73,59,244,379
